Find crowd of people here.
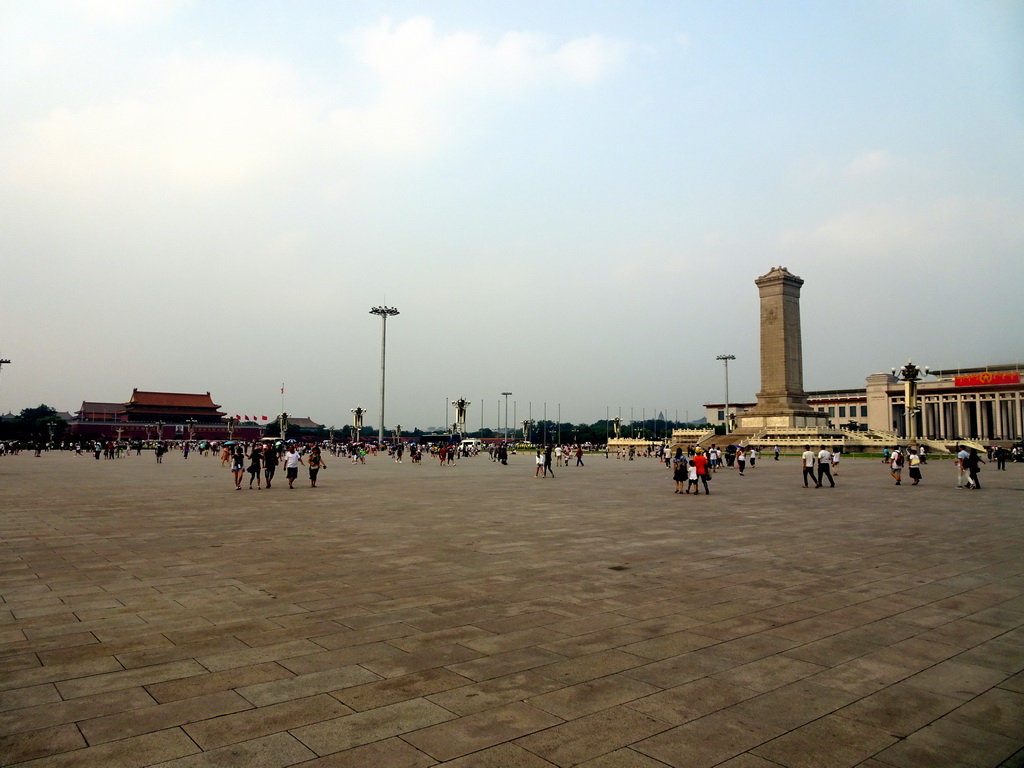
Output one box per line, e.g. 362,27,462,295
5,436,1020,496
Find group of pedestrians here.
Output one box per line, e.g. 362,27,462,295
956,445,986,489
227,442,325,490
670,447,711,494
801,445,840,488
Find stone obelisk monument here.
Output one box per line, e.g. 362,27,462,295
736,266,829,431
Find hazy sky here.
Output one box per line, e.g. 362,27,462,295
2,0,1022,431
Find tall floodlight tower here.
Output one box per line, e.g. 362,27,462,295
716,354,735,432
370,306,399,445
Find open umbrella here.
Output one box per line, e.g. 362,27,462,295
223,440,237,446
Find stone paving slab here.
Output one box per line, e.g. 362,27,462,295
1,450,1023,766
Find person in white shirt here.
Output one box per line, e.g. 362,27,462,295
890,447,903,485
908,451,923,485
817,445,835,487
956,446,970,488
831,448,841,475
283,444,304,489
801,445,817,488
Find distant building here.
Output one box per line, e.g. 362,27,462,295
121,389,226,425
287,416,324,434
76,402,124,423
705,363,1023,443
69,389,257,440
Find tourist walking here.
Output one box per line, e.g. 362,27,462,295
801,445,817,488
774,444,780,461
956,445,970,488
890,446,903,485
736,447,746,475
247,444,263,489
263,442,279,488
748,446,757,468
817,445,835,487
308,446,326,487
672,448,686,493
535,449,544,478
230,445,245,489
283,444,304,489
966,448,985,489
693,449,710,494
831,447,841,475
686,459,699,494
544,445,554,478
908,451,923,485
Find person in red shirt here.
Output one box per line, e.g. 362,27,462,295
692,449,711,494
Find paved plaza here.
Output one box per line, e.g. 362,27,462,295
1,449,1023,767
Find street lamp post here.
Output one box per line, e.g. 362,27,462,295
716,354,736,433
501,392,512,443
278,412,289,443
185,419,197,442
892,359,929,445
370,305,399,446
0,358,11,400
452,398,470,438
351,407,364,443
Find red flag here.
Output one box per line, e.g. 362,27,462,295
244,415,250,421
235,414,241,420
280,384,284,395
261,415,268,421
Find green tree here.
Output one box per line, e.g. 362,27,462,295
19,404,57,423
12,405,66,442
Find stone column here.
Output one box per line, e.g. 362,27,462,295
754,267,808,410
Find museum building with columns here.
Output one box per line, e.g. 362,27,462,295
706,363,1023,443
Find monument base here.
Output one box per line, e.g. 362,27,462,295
735,409,830,432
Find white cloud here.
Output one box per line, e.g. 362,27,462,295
329,17,626,154
6,55,314,190
2,16,627,192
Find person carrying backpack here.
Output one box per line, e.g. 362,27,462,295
890,446,904,485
